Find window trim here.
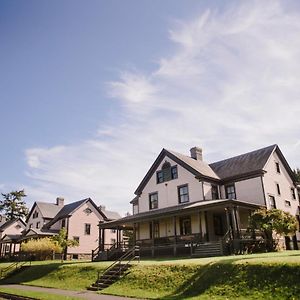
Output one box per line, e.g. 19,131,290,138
291,187,296,200
276,183,281,195
211,184,219,200
178,184,189,204
179,216,192,235
268,194,276,209
84,223,91,235
149,192,159,210
225,184,236,200
285,200,291,207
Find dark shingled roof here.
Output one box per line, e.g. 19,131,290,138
45,198,88,227
35,202,62,219
209,144,277,180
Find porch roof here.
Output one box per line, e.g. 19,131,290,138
99,199,263,229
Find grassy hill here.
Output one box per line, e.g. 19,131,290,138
1,251,300,299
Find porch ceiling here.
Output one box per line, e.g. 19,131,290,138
99,199,263,229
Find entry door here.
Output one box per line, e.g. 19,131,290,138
213,214,224,236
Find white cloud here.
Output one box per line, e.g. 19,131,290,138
24,0,300,214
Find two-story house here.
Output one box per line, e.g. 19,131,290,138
99,144,299,258
1,197,121,260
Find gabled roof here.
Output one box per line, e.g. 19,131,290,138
0,218,26,232
100,209,121,220
27,201,62,222
45,198,106,228
209,144,296,182
134,144,296,196
135,148,219,195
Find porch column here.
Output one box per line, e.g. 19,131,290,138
204,211,209,242
13,243,16,254
173,216,177,256
199,211,203,242
98,223,102,249
151,221,155,257
230,207,238,238
234,206,241,238
133,223,136,245
101,228,105,251
116,227,119,246
9,243,12,257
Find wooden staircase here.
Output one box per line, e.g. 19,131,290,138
192,241,223,258
88,245,140,291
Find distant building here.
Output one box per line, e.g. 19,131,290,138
0,197,121,260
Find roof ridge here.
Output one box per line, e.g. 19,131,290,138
209,144,277,166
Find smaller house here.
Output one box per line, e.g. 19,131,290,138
20,197,121,260
0,218,26,258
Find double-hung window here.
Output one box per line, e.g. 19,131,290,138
269,195,276,209
178,185,189,203
225,184,236,200
149,193,158,210
179,217,191,235
85,223,91,235
211,185,219,200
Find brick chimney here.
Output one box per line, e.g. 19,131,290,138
56,197,64,206
190,147,203,161
99,205,106,211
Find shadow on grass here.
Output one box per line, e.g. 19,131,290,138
0,262,63,284
160,256,300,300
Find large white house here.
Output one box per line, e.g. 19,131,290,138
99,144,300,258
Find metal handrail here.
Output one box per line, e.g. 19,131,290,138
0,261,29,279
95,245,140,290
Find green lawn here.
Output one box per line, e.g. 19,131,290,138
0,287,81,300
0,251,299,299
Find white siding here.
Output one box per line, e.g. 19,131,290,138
262,151,298,216
138,155,204,213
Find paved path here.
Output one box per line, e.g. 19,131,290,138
0,284,142,300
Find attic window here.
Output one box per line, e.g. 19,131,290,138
275,162,280,173
33,211,39,219
15,224,21,229
156,161,178,184
84,208,92,215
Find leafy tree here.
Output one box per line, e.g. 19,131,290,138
21,237,61,260
293,168,300,182
0,189,28,220
52,228,79,260
249,208,297,251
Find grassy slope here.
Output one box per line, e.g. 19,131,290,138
0,251,299,299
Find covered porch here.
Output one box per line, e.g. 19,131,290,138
96,199,263,259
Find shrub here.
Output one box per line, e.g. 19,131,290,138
21,237,62,260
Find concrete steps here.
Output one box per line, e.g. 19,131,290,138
192,241,223,258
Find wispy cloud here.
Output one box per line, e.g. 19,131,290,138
24,0,300,214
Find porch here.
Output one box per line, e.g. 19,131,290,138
95,199,263,260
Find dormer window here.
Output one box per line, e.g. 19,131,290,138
275,162,280,173
156,161,178,184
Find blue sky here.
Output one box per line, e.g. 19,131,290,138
1,0,300,214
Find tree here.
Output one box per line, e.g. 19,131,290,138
51,228,79,261
0,189,28,220
293,168,300,182
249,208,297,251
